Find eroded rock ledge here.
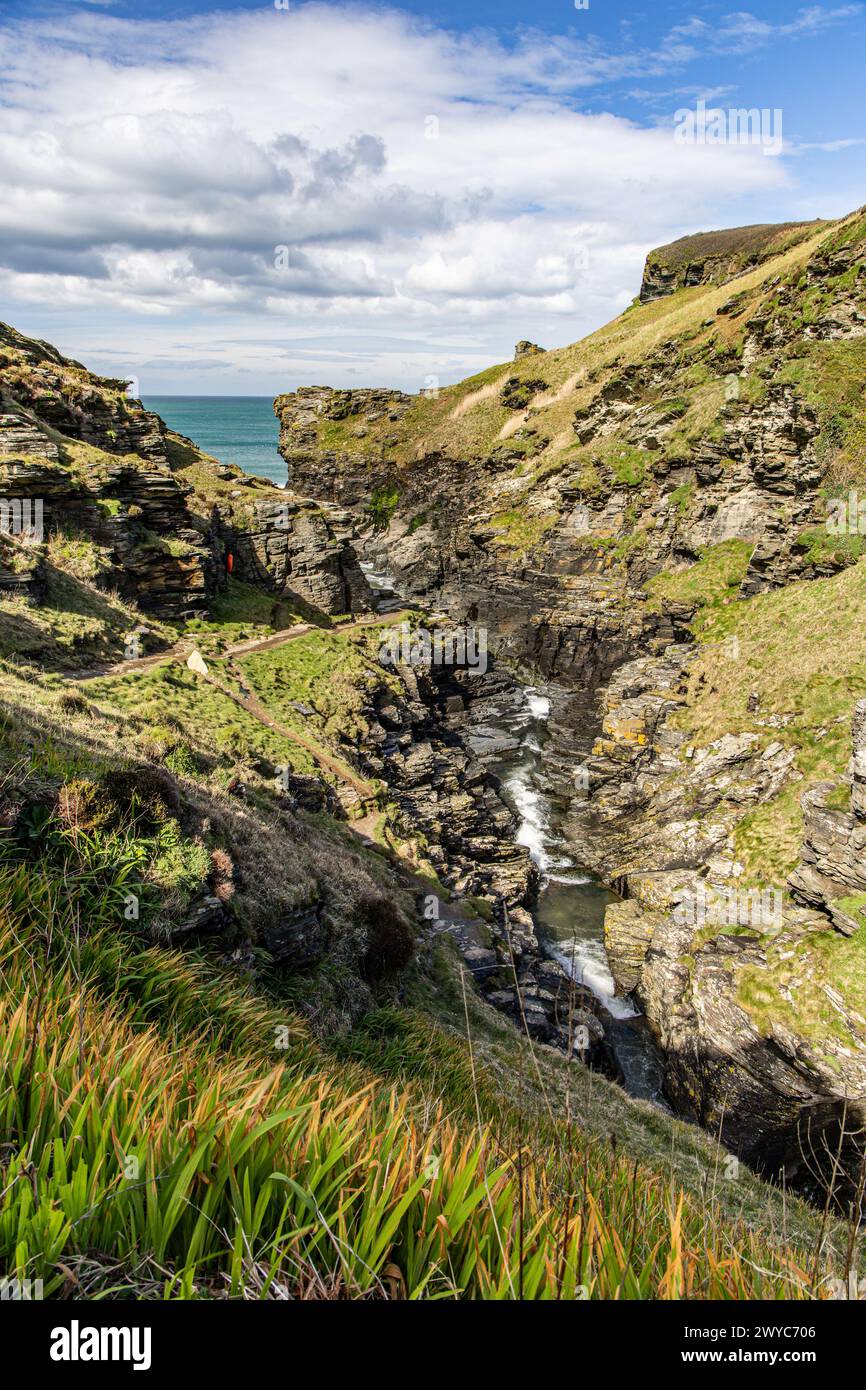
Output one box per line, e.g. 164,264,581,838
268,214,866,1196
593,665,866,1196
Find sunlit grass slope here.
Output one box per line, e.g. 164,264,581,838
0,648,851,1300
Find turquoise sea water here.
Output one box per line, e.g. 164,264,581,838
143,397,286,485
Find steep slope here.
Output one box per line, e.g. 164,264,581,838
0,322,373,648
273,207,866,1200
5,319,855,1297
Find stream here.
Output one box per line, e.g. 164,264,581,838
359,559,403,612
359,552,666,1104
490,685,668,1106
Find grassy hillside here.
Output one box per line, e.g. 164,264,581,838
0,545,855,1299
2,894,833,1300
277,214,851,475
5,222,866,1299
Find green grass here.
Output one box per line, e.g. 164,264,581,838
669,481,695,516
605,444,652,487
795,524,866,569
46,531,110,581
645,222,824,280
239,627,401,746
278,215,844,476
83,663,319,776
490,509,556,553
185,578,311,651
645,540,754,618
0,567,176,671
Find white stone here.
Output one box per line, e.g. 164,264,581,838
186,650,209,677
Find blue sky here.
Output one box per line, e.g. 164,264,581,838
0,0,863,392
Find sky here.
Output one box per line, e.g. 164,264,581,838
0,0,863,394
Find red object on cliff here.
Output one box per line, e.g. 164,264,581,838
226,552,234,573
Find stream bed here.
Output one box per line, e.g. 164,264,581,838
490,685,668,1106
358,550,667,1105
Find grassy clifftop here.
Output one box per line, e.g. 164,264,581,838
639,220,825,298
276,212,855,476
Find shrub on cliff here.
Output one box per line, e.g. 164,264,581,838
100,764,182,830
358,892,415,982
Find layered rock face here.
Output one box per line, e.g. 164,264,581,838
0,328,373,622
0,331,218,619
568,643,797,880
562,619,866,1190
224,497,373,616
0,322,171,462
275,404,688,691
638,221,822,303
605,868,866,1194
277,385,413,508
272,209,866,1192
367,662,535,907
0,428,218,620
578,643,866,1193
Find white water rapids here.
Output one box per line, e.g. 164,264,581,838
502,687,639,1022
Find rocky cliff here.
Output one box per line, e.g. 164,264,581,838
273,206,866,1197
276,212,865,684
0,324,373,630
637,221,823,302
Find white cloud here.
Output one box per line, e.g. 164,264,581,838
665,4,863,56
0,3,850,390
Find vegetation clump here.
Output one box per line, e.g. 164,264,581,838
369,480,400,530
499,376,546,410
358,892,415,982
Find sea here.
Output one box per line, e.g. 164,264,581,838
143,396,286,485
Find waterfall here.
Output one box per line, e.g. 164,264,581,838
501,686,639,1021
